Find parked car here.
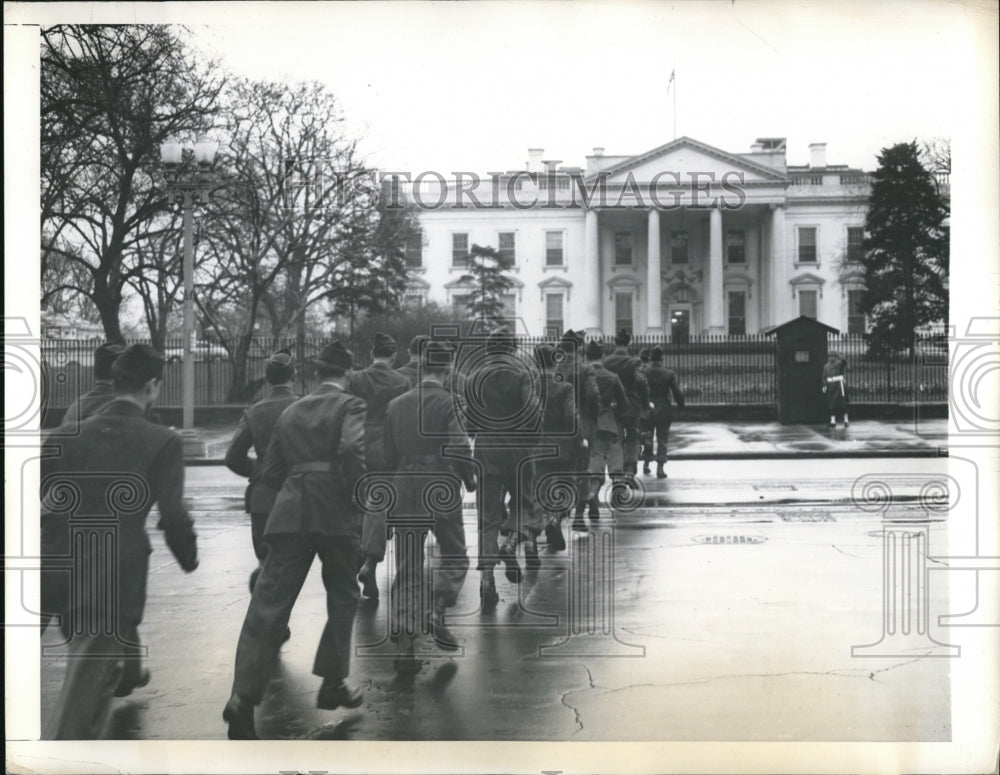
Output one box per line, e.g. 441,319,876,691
162,341,229,364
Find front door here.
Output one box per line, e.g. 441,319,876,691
669,306,691,343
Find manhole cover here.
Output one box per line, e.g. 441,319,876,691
692,535,767,545
781,512,835,522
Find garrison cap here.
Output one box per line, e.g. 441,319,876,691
421,339,454,369
558,329,583,351
111,344,164,382
94,341,126,380
585,340,604,360
614,328,632,346
265,347,294,383
651,346,664,361
316,340,353,371
638,347,651,363
372,331,397,353
268,347,294,368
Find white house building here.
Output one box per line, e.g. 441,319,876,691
399,136,945,339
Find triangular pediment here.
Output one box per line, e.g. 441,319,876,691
594,136,788,185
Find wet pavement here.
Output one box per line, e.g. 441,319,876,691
184,419,948,461
39,459,957,742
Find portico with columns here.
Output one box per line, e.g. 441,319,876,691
413,136,880,337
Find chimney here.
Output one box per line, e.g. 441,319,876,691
592,146,605,157
543,159,562,174
809,142,827,169
750,141,764,153
527,148,544,173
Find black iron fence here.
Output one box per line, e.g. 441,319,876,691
40,332,948,409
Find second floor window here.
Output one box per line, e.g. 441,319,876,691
545,293,564,335
498,232,516,264
847,227,864,262
615,231,633,265
545,231,564,266
798,227,817,263
671,230,688,264
727,230,746,263
452,233,469,267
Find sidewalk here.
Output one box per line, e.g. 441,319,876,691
184,418,948,461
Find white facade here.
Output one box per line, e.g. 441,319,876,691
402,136,916,338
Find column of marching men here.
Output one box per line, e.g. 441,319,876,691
37,329,685,740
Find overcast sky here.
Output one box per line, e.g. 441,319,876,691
171,0,968,173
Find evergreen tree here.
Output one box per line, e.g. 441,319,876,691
457,244,515,327
861,141,949,356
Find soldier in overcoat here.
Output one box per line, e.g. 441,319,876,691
383,340,475,669
223,341,367,740
643,346,685,478
224,348,298,592
554,330,600,525
349,332,411,600
580,340,629,529
40,344,199,739
602,329,650,488
396,334,428,388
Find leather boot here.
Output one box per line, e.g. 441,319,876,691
642,461,651,475
430,605,460,651
656,463,667,479
498,533,523,583
317,678,364,710
357,556,379,600
524,535,540,571
480,570,499,610
544,518,566,551
223,694,257,740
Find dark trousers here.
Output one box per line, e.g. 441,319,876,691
642,418,672,465
620,421,641,475
231,532,360,704
250,511,270,562
46,634,122,739
474,444,536,571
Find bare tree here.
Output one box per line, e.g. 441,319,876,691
40,25,223,339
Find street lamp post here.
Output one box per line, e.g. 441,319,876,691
159,138,219,445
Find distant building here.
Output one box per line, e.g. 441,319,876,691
400,136,949,338
41,311,104,341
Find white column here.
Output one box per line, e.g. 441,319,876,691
770,204,786,326
646,208,662,333
707,206,724,333
582,208,601,333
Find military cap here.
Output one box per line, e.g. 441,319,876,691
638,347,651,363
585,340,604,360
111,344,164,382
94,341,127,380
421,339,454,369
268,347,294,368
614,328,632,346
487,326,516,353
316,340,353,371
651,346,664,361
372,331,397,354
408,334,430,355
265,347,295,383
558,329,580,352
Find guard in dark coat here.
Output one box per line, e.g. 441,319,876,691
823,352,850,428
602,329,650,488
383,340,475,669
349,332,411,600
643,346,685,478
636,347,653,473
60,341,125,427
461,328,541,609
224,349,298,592
396,334,428,388
555,330,600,525
40,344,199,739
224,341,367,740
531,343,583,556
580,340,628,529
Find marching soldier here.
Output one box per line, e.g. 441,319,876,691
636,347,653,473
224,342,366,740
396,334,428,388
224,348,298,593
461,328,540,609
61,341,125,426
643,346,685,479
602,329,649,489
578,339,628,530
823,351,850,428
555,330,600,527
532,343,583,556
383,340,475,669
348,332,411,600
41,344,199,739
